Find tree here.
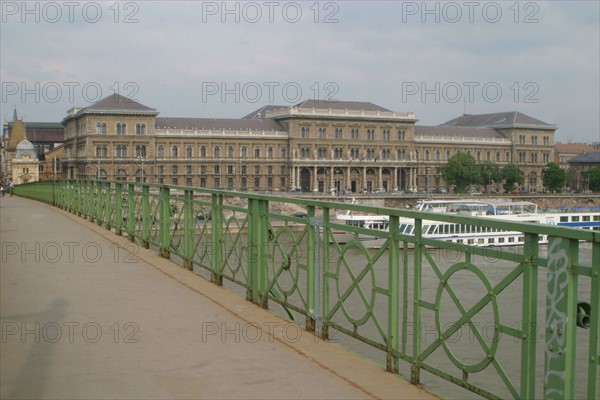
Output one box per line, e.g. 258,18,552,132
587,166,600,192
542,162,566,192
478,162,501,193
501,163,523,193
439,152,480,194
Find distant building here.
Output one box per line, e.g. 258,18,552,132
568,152,600,191
11,138,39,184
554,142,597,169
60,94,557,193
1,109,64,180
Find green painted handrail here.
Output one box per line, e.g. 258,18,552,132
11,180,600,400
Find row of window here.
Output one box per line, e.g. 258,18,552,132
156,165,285,175
518,135,551,146
300,127,406,140
155,145,287,159
95,123,147,135
96,145,147,158
518,151,551,163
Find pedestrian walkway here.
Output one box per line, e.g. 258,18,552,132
1,196,438,399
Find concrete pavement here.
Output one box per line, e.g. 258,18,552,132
1,195,438,399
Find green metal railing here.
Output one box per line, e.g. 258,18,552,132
13,180,600,399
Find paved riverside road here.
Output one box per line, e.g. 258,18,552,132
0,196,438,400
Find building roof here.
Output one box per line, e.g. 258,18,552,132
242,105,286,119
555,143,597,154
87,94,157,112
415,125,504,139
293,99,392,112
62,95,158,123
441,111,555,129
155,117,285,132
569,152,600,164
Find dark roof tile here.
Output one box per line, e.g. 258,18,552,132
155,117,284,131
441,111,554,128
569,152,600,164
293,99,392,112
415,125,504,138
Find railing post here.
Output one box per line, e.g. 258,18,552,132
320,204,330,340
114,182,123,236
544,236,579,399
307,205,318,333
387,215,400,373
520,232,539,399
247,197,268,306
87,180,95,221
141,185,150,249
96,181,103,225
211,193,223,284
104,181,112,230
127,184,135,241
411,218,423,385
588,240,600,400
159,185,171,258
183,189,194,269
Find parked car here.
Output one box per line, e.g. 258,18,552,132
290,212,307,219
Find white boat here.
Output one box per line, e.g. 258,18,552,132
332,199,600,248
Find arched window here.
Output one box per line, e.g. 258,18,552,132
334,148,343,158
280,147,286,159
317,147,327,158
95,122,107,134
157,146,164,157
446,150,451,160
200,146,206,158
350,148,360,159
214,146,220,158
366,148,375,159
96,145,107,158
476,151,481,161
135,123,146,135
227,146,234,158
186,146,193,158
267,147,273,158
241,146,247,158
382,149,391,159
115,169,127,181
254,147,260,158
116,123,126,135
435,150,440,161
425,150,430,160
116,145,127,158
135,145,146,157
496,152,501,162
171,146,179,158
398,149,406,159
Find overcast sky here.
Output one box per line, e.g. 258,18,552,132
1,1,599,143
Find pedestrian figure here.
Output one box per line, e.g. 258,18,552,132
8,178,14,197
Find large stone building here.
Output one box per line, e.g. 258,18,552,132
57,94,555,193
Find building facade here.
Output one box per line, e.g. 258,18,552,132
59,95,556,193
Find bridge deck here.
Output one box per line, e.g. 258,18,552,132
0,196,438,399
